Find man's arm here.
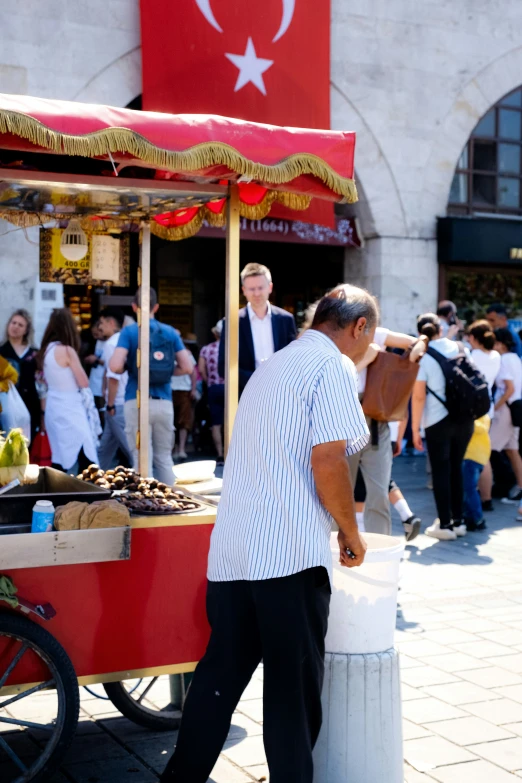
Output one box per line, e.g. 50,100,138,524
172,348,193,376
286,312,297,343
218,320,254,388
311,440,367,568
109,347,128,375
411,380,426,452
107,377,119,413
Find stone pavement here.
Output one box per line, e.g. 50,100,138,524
4,454,522,781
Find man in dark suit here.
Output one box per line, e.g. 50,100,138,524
219,262,297,393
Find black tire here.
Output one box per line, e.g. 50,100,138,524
0,611,79,783
103,680,181,731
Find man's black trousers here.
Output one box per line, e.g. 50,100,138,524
160,566,331,783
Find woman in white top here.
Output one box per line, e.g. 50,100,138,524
490,328,522,498
38,308,98,472
411,313,474,540
466,320,501,510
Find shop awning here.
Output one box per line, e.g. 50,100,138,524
0,93,357,239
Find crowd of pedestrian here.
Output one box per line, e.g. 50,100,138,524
1,275,522,548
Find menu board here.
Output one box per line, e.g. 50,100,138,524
40,229,130,286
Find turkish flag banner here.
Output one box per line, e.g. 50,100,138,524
140,0,330,131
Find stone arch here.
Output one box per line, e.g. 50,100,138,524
421,45,522,226
73,47,142,108
330,81,408,239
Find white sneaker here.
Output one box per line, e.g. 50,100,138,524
516,509,522,522
425,519,457,540
453,523,467,537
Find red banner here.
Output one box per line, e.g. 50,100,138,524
140,0,330,129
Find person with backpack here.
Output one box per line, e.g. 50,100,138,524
490,328,522,502
411,313,489,540
109,288,193,484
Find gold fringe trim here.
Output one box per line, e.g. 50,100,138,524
0,192,312,240
0,109,358,202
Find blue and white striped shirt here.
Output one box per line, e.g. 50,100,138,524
207,328,369,583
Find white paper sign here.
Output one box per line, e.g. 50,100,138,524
91,235,120,282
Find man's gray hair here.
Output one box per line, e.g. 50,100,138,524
311,284,379,332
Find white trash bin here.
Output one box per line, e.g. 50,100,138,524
325,532,404,655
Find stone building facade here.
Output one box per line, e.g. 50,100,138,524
1,0,522,333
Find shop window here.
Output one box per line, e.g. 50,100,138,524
499,143,520,174
448,86,522,216
449,172,467,203
499,109,522,140
473,140,496,171
498,177,520,208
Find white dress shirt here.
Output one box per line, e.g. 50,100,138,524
248,302,275,368
207,329,369,583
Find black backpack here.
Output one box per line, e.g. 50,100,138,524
426,343,490,421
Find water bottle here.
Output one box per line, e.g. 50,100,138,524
31,500,55,533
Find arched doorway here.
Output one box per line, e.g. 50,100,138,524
439,86,522,328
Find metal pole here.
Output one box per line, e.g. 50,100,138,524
224,184,240,455
137,222,151,477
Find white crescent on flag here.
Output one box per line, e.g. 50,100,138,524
273,0,295,42
194,0,223,32
194,0,295,42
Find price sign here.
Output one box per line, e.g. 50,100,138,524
91,235,120,283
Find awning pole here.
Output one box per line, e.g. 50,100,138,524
137,222,151,477
224,184,240,455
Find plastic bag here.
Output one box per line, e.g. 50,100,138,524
0,382,31,441
30,431,52,466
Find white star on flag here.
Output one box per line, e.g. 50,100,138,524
225,38,274,96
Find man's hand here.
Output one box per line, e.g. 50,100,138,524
84,354,97,366
392,439,402,457
413,430,424,452
338,529,367,568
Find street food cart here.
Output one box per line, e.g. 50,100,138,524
0,93,357,781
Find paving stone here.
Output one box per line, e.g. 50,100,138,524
403,719,432,741
245,763,269,781
398,640,453,658
452,640,516,658
403,736,475,771
423,628,479,645
209,756,254,783
472,737,522,771
400,654,424,669
481,629,522,646
428,759,519,782
63,732,129,764
465,699,522,725
503,723,522,737
459,666,522,688
495,685,522,705
404,763,433,782
228,712,264,738
124,736,174,774
236,698,264,723
422,681,501,706
487,654,522,673
223,735,267,767
63,757,157,782
426,716,514,745
401,666,460,688
402,697,468,724
454,619,508,634
401,683,426,701
421,652,490,672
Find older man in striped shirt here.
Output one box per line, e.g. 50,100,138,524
161,284,379,783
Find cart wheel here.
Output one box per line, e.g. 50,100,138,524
0,611,79,783
103,678,182,731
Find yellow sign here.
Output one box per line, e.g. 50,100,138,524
40,229,130,285
158,278,192,306
511,248,522,260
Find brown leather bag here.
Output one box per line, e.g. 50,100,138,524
361,337,428,422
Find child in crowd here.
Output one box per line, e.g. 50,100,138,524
462,415,491,531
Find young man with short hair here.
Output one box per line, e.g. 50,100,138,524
218,262,297,392
486,303,522,357
109,288,193,484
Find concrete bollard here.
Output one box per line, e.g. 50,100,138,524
314,649,403,783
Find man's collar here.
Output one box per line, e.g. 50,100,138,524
302,328,341,355
247,301,272,321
